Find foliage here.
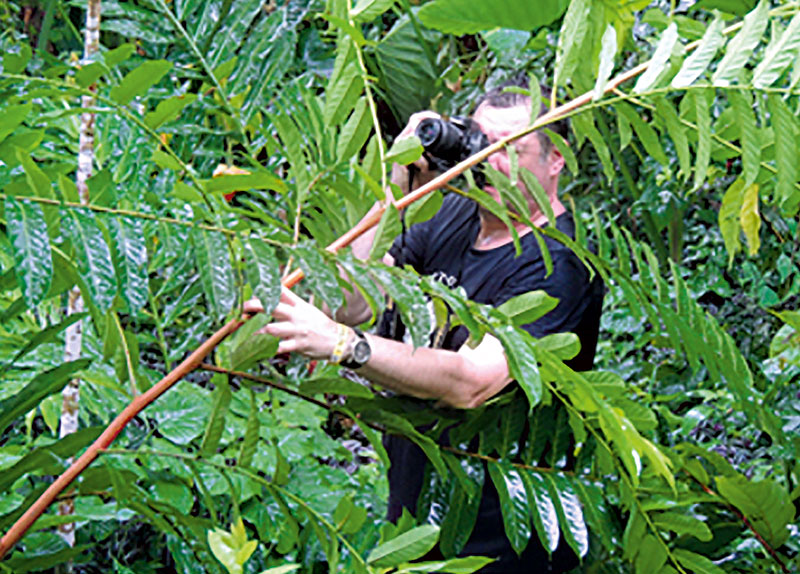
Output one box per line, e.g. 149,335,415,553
1,0,799,573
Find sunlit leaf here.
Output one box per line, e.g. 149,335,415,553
752,11,800,88
712,0,768,86
63,208,118,313
635,22,678,93
367,524,440,567
5,197,53,306
672,16,724,88
593,25,617,101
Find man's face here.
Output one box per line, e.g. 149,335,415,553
472,102,562,209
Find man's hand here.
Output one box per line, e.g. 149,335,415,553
257,286,342,360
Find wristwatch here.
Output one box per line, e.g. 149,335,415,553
341,328,371,369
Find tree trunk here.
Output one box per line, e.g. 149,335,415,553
57,0,100,559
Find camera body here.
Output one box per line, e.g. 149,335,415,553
415,116,489,182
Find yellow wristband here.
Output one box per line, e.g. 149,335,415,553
329,324,351,364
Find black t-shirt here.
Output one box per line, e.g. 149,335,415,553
380,193,604,572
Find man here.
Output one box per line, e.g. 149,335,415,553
256,77,604,572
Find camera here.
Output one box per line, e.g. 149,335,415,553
415,116,489,184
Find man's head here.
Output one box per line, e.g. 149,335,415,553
471,75,568,211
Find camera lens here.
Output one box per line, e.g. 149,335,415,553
416,118,465,161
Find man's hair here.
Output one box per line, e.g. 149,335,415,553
473,73,570,155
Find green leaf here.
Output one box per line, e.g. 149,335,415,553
615,102,669,166
767,94,799,215
238,390,260,468
351,0,395,22
554,0,590,89
655,97,690,179
739,182,760,256
75,61,108,88
418,0,568,34
293,245,344,314
544,474,589,558
200,377,232,457
692,89,711,190
634,22,678,93
385,136,424,166
729,90,760,186
488,463,532,556
0,426,102,492
367,524,440,567
519,169,555,226
151,390,208,446
593,25,617,101
1,312,87,376
522,471,560,554
324,61,363,128
299,377,374,399
672,16,724,87
208,518,258,574
716,475,794,547
63,208,118,313
369,204,402,261
110,59,173,105
573,480,615,552
144,94,198,129
192,228,236,320
439,482,481,557
718,177,745,266
104,43,136,68
110,217,148,312
542,129,577,175
244,238,281,315
652,511,713,541
572,112,614,183
204,172,287,195
0,359,90,435
229,314,279,371
406,189,444,227
753,11,800,88
672,549,727,574
18,149,54,199
485,165,530,220
496,290,558,326
495,325,541,408
634,535,667,573
5,197,53,306
375,16,438,120
0,103,32,144
712,0,769,86
337,98,373,163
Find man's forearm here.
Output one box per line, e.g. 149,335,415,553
357,333,511,409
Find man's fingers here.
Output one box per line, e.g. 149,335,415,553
259,321,294,338
243,297,264,315
280,286,303,305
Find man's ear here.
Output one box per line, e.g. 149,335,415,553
548,146,565,177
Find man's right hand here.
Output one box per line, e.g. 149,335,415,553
391,111,441,194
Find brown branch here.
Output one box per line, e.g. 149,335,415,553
0,22,729,558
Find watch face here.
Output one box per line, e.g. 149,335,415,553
352,339,371,364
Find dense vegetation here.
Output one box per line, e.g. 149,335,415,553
1,0,799,572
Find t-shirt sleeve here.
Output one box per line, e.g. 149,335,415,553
495,249,595,339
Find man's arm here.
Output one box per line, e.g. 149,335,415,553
260,287,512,409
